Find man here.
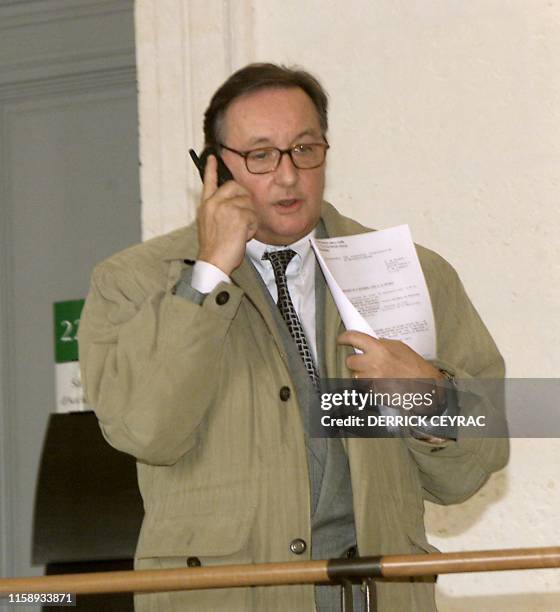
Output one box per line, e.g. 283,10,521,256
78,63,508,611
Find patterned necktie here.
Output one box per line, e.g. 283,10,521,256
263,249,320,389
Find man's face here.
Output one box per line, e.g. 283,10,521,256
220,87,326,246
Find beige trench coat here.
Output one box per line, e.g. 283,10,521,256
78,202,508,611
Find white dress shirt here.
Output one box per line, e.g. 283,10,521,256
191,229,318,365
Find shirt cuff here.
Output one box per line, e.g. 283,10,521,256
191,261,231,294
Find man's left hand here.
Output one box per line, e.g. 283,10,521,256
337,330,443,381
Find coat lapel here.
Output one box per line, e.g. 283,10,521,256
314,220,347,379
230,258,286,351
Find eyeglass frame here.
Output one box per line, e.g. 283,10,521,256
217,141,330,174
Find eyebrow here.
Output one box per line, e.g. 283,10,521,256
246,129,322,148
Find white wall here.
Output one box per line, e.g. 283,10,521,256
135,1,560,609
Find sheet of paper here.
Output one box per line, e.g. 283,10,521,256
311,225,436,359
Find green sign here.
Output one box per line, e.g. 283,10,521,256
54,299,85,363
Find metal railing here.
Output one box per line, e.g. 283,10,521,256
1,546,560,611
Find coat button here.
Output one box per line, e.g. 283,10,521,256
279,386,291,401
186,556,201,567
289,538,307,555
215,291,230,305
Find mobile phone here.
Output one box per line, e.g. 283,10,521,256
189,147,234,187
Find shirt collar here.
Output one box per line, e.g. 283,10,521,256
246,228,317,274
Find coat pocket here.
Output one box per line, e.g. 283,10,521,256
137,477,256,559
136,493,256,563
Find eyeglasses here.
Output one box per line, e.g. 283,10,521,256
218,142,330,174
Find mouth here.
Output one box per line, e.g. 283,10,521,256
273,198,303,211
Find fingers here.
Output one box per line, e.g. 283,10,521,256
337,330,381,353
196,164,257,274
339,331,441,380
346,353,367,373
202,155,218,202
338,331,397,377
209,195,257,235
202,161,248,205
338,331,380,378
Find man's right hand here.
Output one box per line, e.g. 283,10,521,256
197,155,258,276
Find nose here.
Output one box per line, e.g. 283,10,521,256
273,151,298,187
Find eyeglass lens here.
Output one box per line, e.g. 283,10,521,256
246,144,327,173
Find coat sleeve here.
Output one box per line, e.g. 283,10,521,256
78,257,244,466
403,251,509,504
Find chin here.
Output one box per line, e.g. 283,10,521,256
277,215,318,241
272,223,312,245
